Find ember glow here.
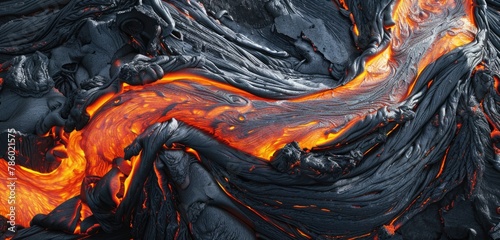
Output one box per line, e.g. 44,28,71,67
1,0,499,239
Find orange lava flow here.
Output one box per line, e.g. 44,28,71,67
0,0,477,230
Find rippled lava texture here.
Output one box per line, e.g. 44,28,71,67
1,0,500,239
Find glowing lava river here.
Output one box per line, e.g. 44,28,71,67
1,0,500,239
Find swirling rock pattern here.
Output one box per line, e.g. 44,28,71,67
0,0,499,239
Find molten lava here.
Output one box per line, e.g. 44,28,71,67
0,0,480,234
